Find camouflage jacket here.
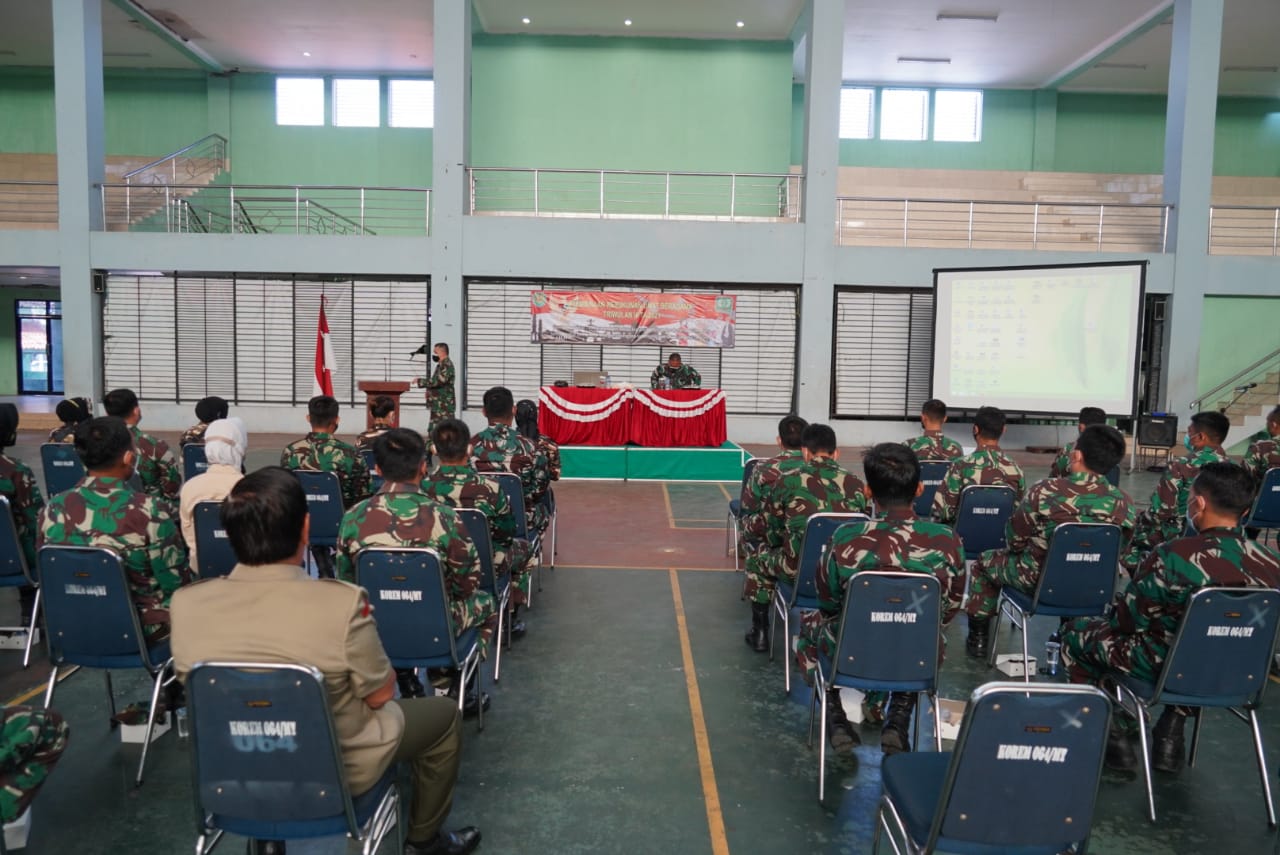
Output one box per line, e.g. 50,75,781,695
931,447,1026,524
0,706,69,823
334,481,493,625
418,357,456,418
650,363,701,389
37,475,191,635
1132,445,1229,548
421,464,519,552
1110,527,1280,672
1049,440,1076,479
741,449,807,543
760,455,868,576
537,436,562,481
131,425,181,501
179,422,208,448
906,431,963,463
355,421,393,451
280,431,371,509
1000,472,1136,577
471,423,551,525
1244,433,1280,483
0,453,44,567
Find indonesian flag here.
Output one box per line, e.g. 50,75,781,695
313,297,337,397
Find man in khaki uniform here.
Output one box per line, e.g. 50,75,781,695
170,467,481,855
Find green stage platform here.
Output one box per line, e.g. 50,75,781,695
561,441,746,482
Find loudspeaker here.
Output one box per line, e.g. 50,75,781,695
92,272,106,294
1137,414,1178,448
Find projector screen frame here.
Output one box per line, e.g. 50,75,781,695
929,259,1148,421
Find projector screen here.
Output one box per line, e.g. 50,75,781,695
931,261,1145,416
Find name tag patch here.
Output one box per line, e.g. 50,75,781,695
997,744,1069,763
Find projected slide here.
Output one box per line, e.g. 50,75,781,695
932,262,1145,416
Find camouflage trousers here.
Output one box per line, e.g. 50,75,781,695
1122,512,1179,573
1060,616,1161,687
743,548,795,605
966,549,1040,620
496,540,533,607
0,707,69,823
451,590,499,661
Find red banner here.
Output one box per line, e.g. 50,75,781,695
530,290,736,348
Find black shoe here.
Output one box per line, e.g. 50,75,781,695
247,841,286,855
508,619,527,638
881,694,915,756
745,602,770,653
965,617,991,659
826,690,861,752
396,669,427,699
462,692,491,719
405,826,481,855
1104,725,1137,772
1151,708,1187,774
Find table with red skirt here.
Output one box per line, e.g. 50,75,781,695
537,386,727,447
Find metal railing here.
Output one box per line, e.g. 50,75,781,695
1209,206,1280,256
1191,346,1280,412
836,197,1172,252
100,184,430,235
122,133,228,226
467,167,802,222
0,181,59,229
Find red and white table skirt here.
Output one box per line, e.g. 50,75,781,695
537,386,727,448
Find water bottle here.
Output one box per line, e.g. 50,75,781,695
603,372,612,389
1044,633,1061,677
175,705,189,739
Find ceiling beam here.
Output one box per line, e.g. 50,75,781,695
106,0,225,73
1041,1,1173,89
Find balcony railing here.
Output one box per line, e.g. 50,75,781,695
0,181,59,229
99,184,431,235
467,167,802,222
836,197,1172,253
1208,206,1280,256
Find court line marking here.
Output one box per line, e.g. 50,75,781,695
661,482,677,530
553,563,737,573
669,569,730,855
716,482,733,502
5,665,79,707
1270,673,1280,687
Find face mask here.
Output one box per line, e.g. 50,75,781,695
1187,497,1204,532
1184,434,1195,452
431,355,440,363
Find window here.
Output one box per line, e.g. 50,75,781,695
879,89,930,141
275,77,324,126
934,90,983,142
333,78,381,127
833,288,933,418
389,79,435,128
838,87,875,139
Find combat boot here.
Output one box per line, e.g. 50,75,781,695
826,688,861,752
1151,706,1188,774
965,616,991,658
744,602,770,653
396,668,427,699
1104,723,1137,772
881,693,916,755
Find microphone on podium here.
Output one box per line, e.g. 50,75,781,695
409,344,429,358
1235,382,1258,391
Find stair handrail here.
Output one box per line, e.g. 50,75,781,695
233,200,260,234
1191,345,1280,411
122,133,228,184
177,198,208,233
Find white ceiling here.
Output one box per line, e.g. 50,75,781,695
0,0,1276,96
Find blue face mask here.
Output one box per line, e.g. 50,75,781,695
1184,434,1195,453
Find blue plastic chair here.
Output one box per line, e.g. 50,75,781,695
1108,586,1280,826
359,448,384,494
38,545,177,786
188,661,402,855
1244,468,1280,541
355,547,484,730
874,681,1112,855
540,485,557,572
192,500,238,579
989,522,1123,681
293,471,344,578
726,457,763,571
954,484,1018,561
811,571,944,800
0,496,40,667
486,472,542,601
456,506,512,682
182,443,209,481
913,460,951,518
769,512,870,695
40,443,84,496
1106,465,1121,487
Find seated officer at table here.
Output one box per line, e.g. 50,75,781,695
650,353,701,390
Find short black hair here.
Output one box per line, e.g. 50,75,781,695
56,397,91,425
308,395,340,428
222,467,308,566
1075,425,1126,476
370,395,396,420
433,342,449,355
483,386,514,420
515,399,539,441
0,404,18,449
1189,410,1230,445
195,396,229,424
372,428,426,483
1267,404,1280,425
1192,462,1257,518
667,352,682,363
863,442,920,507
777,415,808,450
973,406,1007,440
1079,407,1106,427
102,389,139,418
801,423,838,456
432,418,471,462
921,399,948,422
74,416,133,470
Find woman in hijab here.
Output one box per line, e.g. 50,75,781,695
515,399,561,481
178,417,246,572
0,403,44,626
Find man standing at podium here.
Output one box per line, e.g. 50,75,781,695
416,342,456,436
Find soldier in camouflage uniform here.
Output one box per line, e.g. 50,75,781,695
337,428,496,712
797,443,966,755
1062,462,1280,774
649,352,701,389
103,388,181,501
38,417,191,641
906,398,963,462
179,396,229,448
931,405,1025,525
0,705,69,824
424,418,533,630
1123,410,1231,572
416,343,456,439
965,425,1136,657
356,395,397,451
1243,404,1280,484
742,423,867,652
471,387,551,535
281,395,372,509
516,399,562,481
47,397,91,444
739,415,808,558
0,405,43,629
1048,406,1107,478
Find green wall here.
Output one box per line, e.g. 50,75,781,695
0,286,61,397
1197,295,1280,398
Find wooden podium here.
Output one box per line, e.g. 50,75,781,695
356,380,412,429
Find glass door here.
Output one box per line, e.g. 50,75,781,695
16,299,63,395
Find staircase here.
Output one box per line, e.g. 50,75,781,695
1198,351,1280,453
102,134,228,231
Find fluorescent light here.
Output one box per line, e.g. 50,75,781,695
522,16,530,24
898,56,951,64
624,19,632,26
302,51,311,57
1223,65,1278,73
736,20,745,28
936,12,999,22
1095,62,1147,70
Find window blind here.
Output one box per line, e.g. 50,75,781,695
833,288,934,418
